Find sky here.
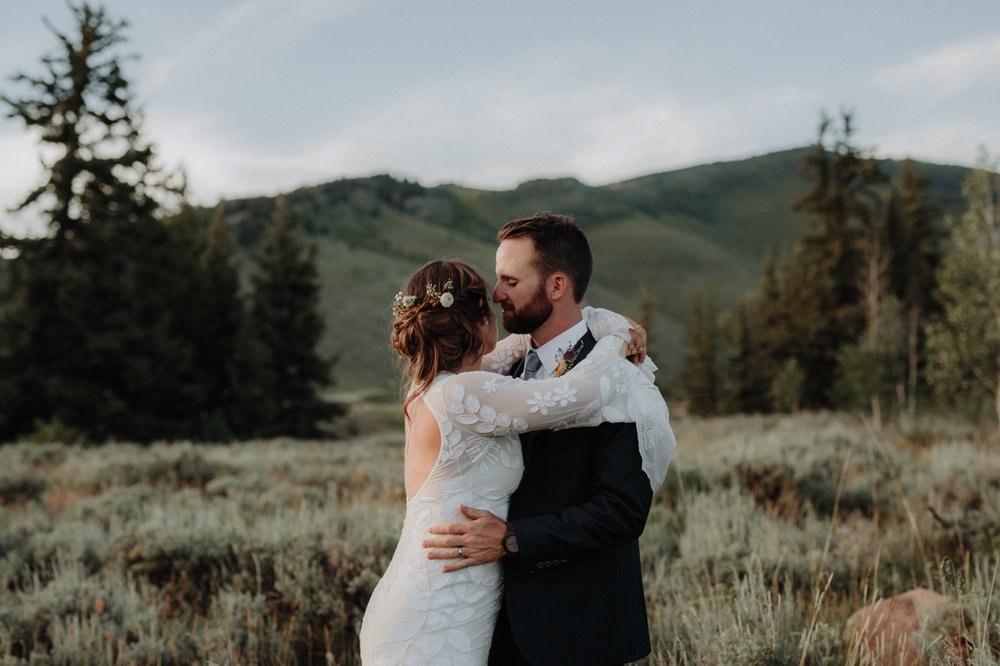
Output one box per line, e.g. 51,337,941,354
2,0,999,236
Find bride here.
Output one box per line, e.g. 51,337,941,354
359,259,671,665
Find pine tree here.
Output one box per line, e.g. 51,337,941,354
162,203,258,440
926,151,1000,428
250,196,341,437
853,204,897,425
885,160,943,420
750,245,783,393
1,4,180,248
0,3,199,442
791,112,887,407
770,358,805,413
681,291,718,417
833,191,906,427
773,243,823,392
720,296,770,414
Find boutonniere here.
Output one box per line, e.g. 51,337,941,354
553,344,580,377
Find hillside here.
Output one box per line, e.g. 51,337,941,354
221,148,970,394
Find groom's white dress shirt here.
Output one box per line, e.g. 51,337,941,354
524,319,589,380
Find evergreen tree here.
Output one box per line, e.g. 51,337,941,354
849,204,898,425
162,203,261,440
791,112,887,406
200,206,244,436
750,245,784,398
250,196,341,437
926,151,1000,428
773,243,824,396
885,159,943,419
681,291,718,417
1,4,180,248
833,296,905,427
0,3,201,443
0,215,205,442
770,358,805,413
720,296,770,414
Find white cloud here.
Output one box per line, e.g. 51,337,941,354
873,33,1000,96
1,73,827,220
139,79,826,202
280,82,822,191
146,106,334,203
872,120,999,168
144,0,374,93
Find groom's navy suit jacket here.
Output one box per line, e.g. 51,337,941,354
500,331,653,665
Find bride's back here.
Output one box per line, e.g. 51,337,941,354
404,398,441,500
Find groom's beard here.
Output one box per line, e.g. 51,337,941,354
502,284,553,334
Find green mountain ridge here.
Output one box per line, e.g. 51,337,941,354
219,147,970,394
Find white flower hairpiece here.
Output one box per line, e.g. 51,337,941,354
392,279,455,314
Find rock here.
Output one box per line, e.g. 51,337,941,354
844,588,963,665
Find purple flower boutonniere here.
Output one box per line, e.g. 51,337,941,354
553,347,578,378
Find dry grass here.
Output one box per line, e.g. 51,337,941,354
1,409,998,665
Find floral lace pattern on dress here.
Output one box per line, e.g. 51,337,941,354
360,307,675,664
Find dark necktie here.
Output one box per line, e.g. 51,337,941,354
523,350,542,379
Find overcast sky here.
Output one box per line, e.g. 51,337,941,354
2,0,999,235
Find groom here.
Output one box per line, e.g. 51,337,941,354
424,212,664,665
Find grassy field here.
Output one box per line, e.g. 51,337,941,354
2,406,999,665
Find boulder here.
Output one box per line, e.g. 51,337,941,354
844,588,964,665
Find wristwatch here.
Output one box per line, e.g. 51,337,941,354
502,523,519,556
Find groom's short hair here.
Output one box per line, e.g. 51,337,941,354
497,212,593,303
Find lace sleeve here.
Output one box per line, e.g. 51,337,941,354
444,335,633,436
480,333,531,375
448,331,675,492
581,306,632,342
583,306,658,381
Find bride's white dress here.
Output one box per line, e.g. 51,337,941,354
359,308,674,665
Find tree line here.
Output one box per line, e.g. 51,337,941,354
0,4,341,444
682,113,1000,429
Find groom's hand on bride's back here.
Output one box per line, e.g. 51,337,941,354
423,504,506,573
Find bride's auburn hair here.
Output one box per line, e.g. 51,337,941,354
391,260,493,414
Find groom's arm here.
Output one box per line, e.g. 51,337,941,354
424,422,652,572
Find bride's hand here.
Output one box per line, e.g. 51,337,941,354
625,316,647,364
582,307,646,365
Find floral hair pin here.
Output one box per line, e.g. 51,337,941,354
392,279,455,315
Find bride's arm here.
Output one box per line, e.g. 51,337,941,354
480,332,531,374
479,306,646,376
583,306,657,381
448,336,637,440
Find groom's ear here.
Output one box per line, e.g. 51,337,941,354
547,272,570,301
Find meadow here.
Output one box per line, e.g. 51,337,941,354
1,403,998,665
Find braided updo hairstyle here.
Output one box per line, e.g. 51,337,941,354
391,259,494,415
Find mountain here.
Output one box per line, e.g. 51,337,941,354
220,148,971,394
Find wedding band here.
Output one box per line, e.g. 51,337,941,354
458,546,463,557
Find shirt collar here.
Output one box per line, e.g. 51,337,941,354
532,319,589,379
